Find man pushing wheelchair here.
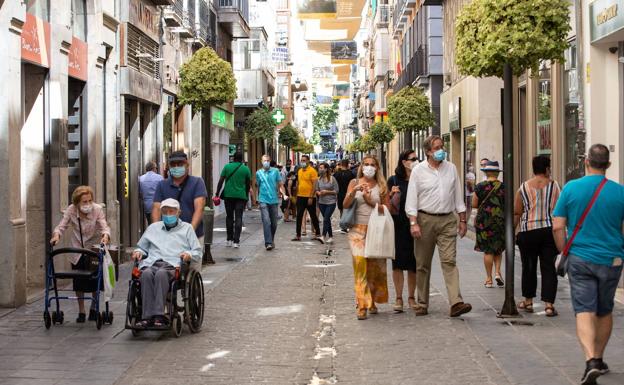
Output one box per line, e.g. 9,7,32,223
131,198,202,328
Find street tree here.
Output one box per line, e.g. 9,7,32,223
387,86,435,149
455,0,570,316
178,46,237,201
293,136,315,155
368,121,396,173
245,108,277,141
278,123,300,158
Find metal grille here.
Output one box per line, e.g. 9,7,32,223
126,23,160,79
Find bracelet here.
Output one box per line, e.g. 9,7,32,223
460,220,467,223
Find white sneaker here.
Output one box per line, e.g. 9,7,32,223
226,240,233,247
233,243,240,248
326,237,333,244
242,227,247,232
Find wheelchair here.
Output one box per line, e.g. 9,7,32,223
124,258,204,337
44,245,113,330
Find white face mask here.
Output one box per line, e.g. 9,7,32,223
362,165,376,178
80,204,93,214
404,161,414,170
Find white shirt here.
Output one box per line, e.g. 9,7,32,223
405,160,467,217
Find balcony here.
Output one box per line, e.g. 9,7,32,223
218,0,250,38
384,70,394,93
392,0,418,39
163,0,184,27
151,0,174,5
195,0,216,48
375,4,390,28
393,45,428,93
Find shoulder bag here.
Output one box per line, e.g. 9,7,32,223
556,178,608,277
339,191,358,229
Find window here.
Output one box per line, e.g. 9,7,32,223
71,0,87,41
26,0,49,21
536,61,552,156
562,40,584,181
126,24,160,79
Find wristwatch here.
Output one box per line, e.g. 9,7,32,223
410,221,417,226
460,219,467,223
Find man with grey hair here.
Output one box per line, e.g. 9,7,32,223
405,135,472,317
139,160,163,225
553,144,624,385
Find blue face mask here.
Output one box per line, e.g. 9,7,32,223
262,161,271,169
433,149,447,162
162,214,178,227
170,166,186,178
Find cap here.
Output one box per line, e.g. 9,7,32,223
160,198,180,210
169,151,188,163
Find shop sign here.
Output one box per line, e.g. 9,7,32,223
211,107,234,131
21,12,51,68
129,0,159,42
590,0,624,43
272,109,286,124
68,37,88,81
449,97,461,132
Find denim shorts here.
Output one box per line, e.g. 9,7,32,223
568,254,623,316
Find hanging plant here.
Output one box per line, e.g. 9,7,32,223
293,136,315,154
368,121,395,146
244,108,277,140
358,134,377,152
455,0,571,77
278,123,300,148
387,86,435,132
178,47,237,110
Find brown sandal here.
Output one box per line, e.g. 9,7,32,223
393,298,404,313
517,300,534,313
545,305,558,317
408,297,417,310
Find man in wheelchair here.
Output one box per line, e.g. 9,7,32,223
131,198,202,328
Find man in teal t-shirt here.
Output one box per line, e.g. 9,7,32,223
553,144,624,384
256,154,285,250
216,152,251,248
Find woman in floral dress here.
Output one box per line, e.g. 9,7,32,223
472,161,505,288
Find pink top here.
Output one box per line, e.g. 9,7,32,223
53,203,111,264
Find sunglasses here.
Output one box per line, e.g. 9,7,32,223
406,157,418,162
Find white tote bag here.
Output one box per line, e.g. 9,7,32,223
364,204,395,259
102,247,116,302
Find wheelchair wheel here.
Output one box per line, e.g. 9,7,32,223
126,281,142,336
171,314,182,338
184,270,204,333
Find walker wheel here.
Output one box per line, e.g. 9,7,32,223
95,312,103,330
51,311,64,325
43,311,51,329
107,311,113,325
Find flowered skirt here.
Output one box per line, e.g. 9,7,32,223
349,224,389,309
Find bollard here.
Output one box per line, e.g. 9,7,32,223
203,207,215,265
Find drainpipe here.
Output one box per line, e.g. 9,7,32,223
575,0,586,174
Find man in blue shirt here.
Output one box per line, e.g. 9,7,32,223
152,151,208,246
139,161,164,225
132,198,202,327
553,144,624,385
256,154,286,250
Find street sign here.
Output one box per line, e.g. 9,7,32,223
272,109,286,124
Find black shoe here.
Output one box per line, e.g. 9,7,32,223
76,313,86,323
597,359,609,375
88,309,97,321
581,359,602,385
266,244,274,250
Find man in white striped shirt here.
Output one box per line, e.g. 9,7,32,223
405,135,472,317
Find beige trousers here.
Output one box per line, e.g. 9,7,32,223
414,213,463,307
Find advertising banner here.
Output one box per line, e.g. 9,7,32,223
297,0,337,19
331,41,357,64
333,84,350,99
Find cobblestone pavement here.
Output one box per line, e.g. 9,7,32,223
1,211,624,385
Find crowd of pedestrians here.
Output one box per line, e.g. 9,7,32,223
48,141,623,385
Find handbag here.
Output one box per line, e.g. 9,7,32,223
364,204,396,259
339,197,358,229
556,178,608,277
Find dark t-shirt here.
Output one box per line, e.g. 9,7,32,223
153,175,208,237
334,169,355,197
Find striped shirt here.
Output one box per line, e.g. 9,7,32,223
518,180,560,232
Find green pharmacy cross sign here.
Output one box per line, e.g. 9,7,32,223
272,109,286,124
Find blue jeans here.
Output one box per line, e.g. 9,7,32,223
318,203,336,237
259,202,279,246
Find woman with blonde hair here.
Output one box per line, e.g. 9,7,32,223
343,155,390,320
50,186,111,323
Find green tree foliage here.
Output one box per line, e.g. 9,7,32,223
278,123,300,148
293,136,315,154
178,47,237,109
356,134,377,152
455,0,571,77
387,86,435,132
245,108,277,140
368,122,395,145
312,101,339,145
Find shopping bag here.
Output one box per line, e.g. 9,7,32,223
364,204,395,259
102,247,116,302
339,198,358,229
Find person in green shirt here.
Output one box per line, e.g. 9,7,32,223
215,152,251,248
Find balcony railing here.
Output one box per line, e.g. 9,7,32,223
393,45,428,93
197,0,216,47
392,0,417,38
219,0,249,23
375,4,390,28
163,0,186,27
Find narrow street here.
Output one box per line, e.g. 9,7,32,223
1,212,624,385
